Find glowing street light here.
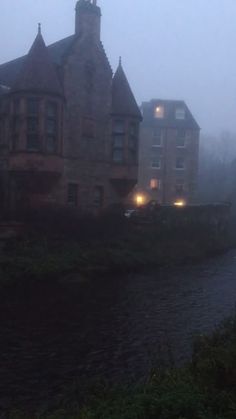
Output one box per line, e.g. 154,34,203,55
174,200,186,207
135,194,145,206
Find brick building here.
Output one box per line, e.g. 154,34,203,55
139,99,200,205
0,0,142,215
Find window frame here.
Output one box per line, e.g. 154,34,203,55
154,105,165,119
45,101,58,154
27,98,40,151
112,119,125,164
175,157,185,170
152,127,164,147
176,129,186,148
175,107,186,120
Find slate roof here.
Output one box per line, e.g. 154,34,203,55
141,99,200,130
0,35,75,88
11,29,64,96
112,61,142,119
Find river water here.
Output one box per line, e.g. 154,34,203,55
1,250,236,409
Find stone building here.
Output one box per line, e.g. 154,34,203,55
0,0,142,216
139,99,200,205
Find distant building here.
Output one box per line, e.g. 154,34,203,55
0,0,142,216
139,99,200,205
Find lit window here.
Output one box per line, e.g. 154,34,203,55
176,129,186,147
176,157,185,170
67,183,78,206
153,128,164,146
154,105,165,119
150,179,160,190
175,107,186,120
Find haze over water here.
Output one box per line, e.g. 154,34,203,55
1,0,236,135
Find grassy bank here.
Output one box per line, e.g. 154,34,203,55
8,316,236,418
0,215,230,284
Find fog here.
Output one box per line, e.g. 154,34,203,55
1,0,236,135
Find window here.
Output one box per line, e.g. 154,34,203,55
112,120,125,163
175,107,186,120
12,116,20,151
67,183,78,206
113,120,125,134
94,186,104,208
27,117,39,150
128,123,138,164
176,157,185,170
113,149,124,163
46,102,58,153
28,99,39,116
151,157,161,169
27,98,40,151
150,178,160,190
176,129,186,147
154,105,164,119
153,128,163,146
113,136,124,148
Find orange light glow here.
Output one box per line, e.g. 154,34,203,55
174,200,186,207
136,195,145,206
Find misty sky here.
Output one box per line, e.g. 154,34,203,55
1,0,236,135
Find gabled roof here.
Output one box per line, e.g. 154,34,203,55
11,28,63,95
112,60,142,119
141,99,200,130
0,35,75,88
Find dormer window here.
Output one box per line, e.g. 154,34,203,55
154,105,164,119
175,107,186,120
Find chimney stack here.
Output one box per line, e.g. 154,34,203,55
75,0,101,42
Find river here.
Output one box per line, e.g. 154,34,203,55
1,250,236,410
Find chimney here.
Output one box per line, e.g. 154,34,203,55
75,0,101,41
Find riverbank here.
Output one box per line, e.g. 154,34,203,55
8,316,236,418
0,214,231,284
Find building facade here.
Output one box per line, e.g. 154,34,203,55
139,99,200,205
0,0,142,216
